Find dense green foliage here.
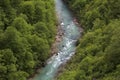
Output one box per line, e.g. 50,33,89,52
58,0,120,80
0,0,56,79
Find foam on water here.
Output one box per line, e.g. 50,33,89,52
32,0,81,80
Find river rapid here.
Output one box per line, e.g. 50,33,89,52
32,0,82,80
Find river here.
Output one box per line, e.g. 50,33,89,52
32,0,82,80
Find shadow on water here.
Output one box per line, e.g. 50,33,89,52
31,0,82,80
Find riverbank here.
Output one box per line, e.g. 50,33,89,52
50,25,64,56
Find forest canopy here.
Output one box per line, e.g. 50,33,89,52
0,0,56,80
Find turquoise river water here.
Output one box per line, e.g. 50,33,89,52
32,0,82,80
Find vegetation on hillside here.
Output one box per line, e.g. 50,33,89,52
58,0,120,80
0,0,56,80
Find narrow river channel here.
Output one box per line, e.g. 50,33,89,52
32,0,82,80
